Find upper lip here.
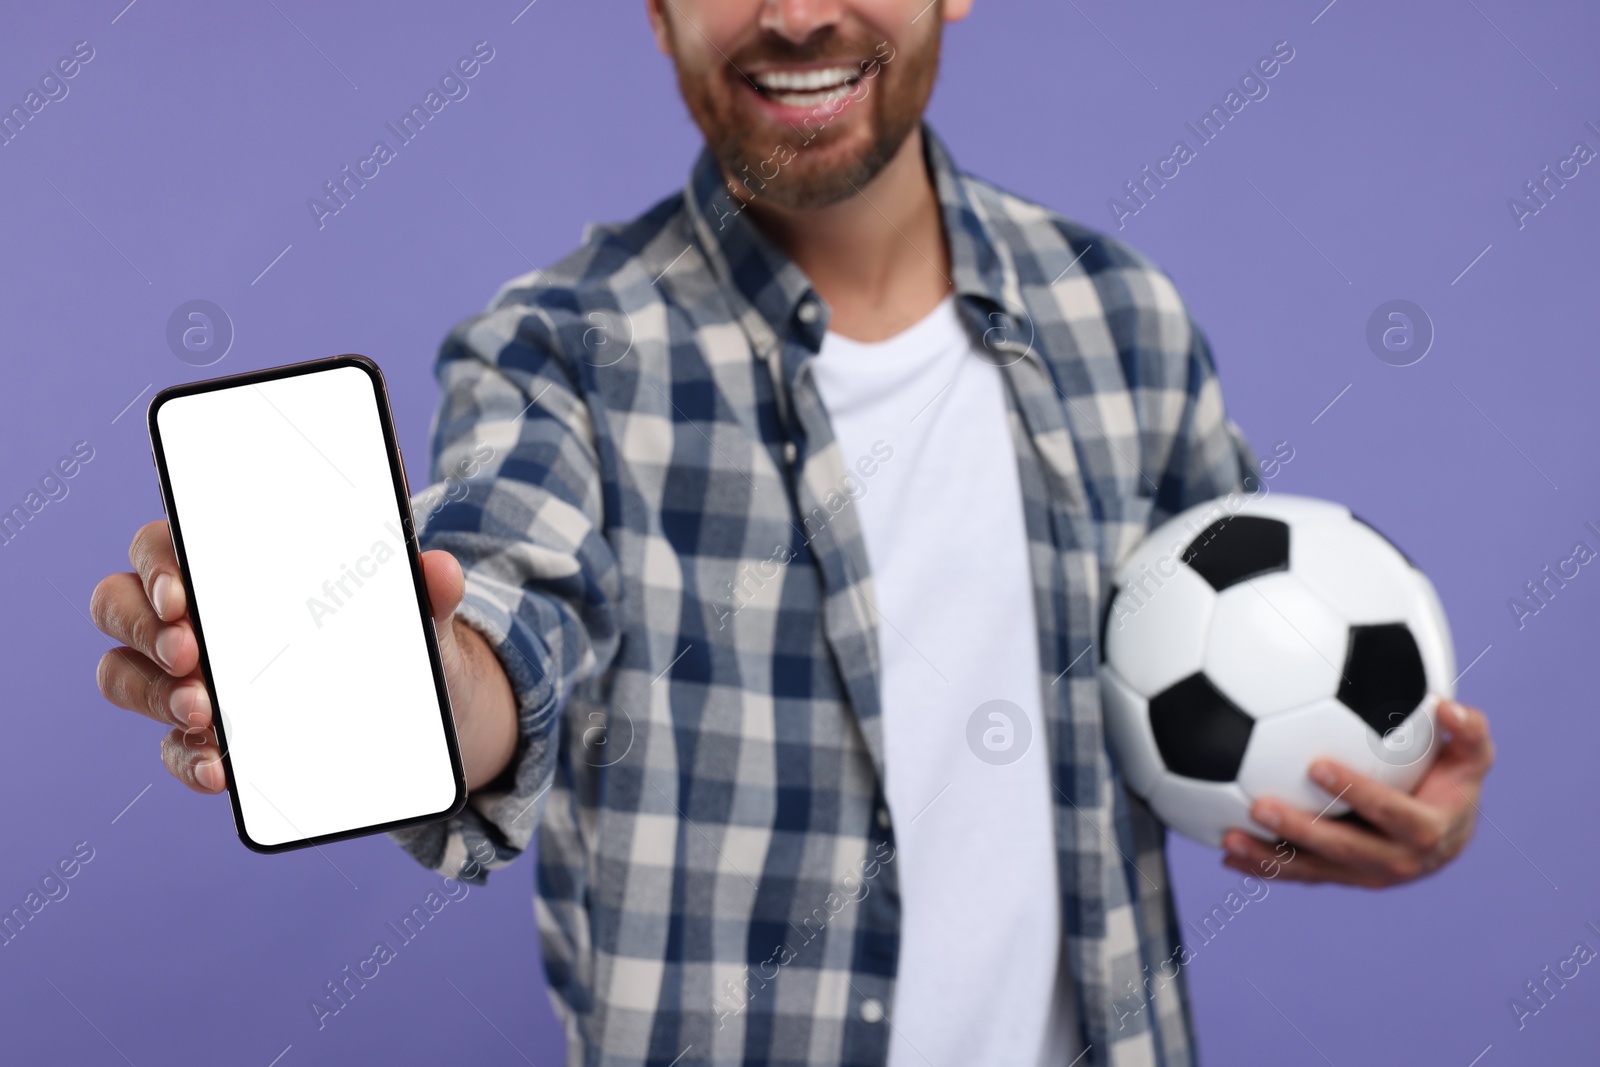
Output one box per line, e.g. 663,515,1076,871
745,63,864,93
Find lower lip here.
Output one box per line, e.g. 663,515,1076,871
739,76,867,128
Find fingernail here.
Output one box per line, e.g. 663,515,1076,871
1224,835,1248,858
1254,804,1281,830
1310,762,1338,788
152,573,179,621
196,759,221,791
170,683,211,728
1441,698,1464,725
153,627,184,672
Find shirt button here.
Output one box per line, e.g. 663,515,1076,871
875,807,890,830
859,997,885,1024
783,441,798,465
797,301,820,325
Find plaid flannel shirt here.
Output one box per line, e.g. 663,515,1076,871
390,126,1257,1067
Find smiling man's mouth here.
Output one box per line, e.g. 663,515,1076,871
746,64,865,109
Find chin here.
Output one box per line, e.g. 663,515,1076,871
724,116,909,210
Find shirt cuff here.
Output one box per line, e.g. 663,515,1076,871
386,581,560,885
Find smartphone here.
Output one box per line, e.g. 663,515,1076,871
147,355,466,852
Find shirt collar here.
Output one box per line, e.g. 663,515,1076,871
681,124,1036,363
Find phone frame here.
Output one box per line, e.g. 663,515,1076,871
147,354,468,853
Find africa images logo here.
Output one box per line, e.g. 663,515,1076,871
1107,40,1296,229
307,42,496,230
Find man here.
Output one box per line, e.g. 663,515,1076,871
90,1,1495,1064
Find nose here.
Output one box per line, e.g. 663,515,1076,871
757,0,846,45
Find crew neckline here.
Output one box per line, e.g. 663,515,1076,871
821,295,958,352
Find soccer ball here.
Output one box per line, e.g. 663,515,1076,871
1100,493,1454,847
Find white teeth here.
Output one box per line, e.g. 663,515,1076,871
751,65,859,93
767,85,853,109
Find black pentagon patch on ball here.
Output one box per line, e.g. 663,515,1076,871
1180,515,1290,591
1338,623,1427,737
1148,673,1254,782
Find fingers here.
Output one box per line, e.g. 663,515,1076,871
1307,758,1448,854
96,647,213,729
1436,698,1495,775
1210,700,1495,888
129,519,186,621
421,549,465,625
96,522,218,795
1248,794,1427,883
89,571,198,676
1220,832,1385,888
161,727,225,794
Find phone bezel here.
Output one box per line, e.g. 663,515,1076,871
147,354,469,853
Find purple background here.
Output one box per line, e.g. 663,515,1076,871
2,0,1596,1063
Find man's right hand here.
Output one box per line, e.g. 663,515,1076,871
89,519,519,796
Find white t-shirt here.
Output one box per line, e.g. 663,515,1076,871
810,296,1080,1066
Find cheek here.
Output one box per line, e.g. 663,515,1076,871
849,0,917,36
850,0,935,57
670,0,756,57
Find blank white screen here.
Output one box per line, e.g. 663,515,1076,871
156,364,458,848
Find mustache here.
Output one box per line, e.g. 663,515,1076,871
727,33,889,73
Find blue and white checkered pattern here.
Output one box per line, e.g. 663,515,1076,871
389,127,1257,1067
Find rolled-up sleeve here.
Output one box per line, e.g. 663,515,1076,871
388,302,620,885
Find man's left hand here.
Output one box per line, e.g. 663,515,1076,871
1220,698,1495,887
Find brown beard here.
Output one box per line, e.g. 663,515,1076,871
668,17,942,211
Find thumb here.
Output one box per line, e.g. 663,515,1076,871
1435,697,1493,776
421,550,465,626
